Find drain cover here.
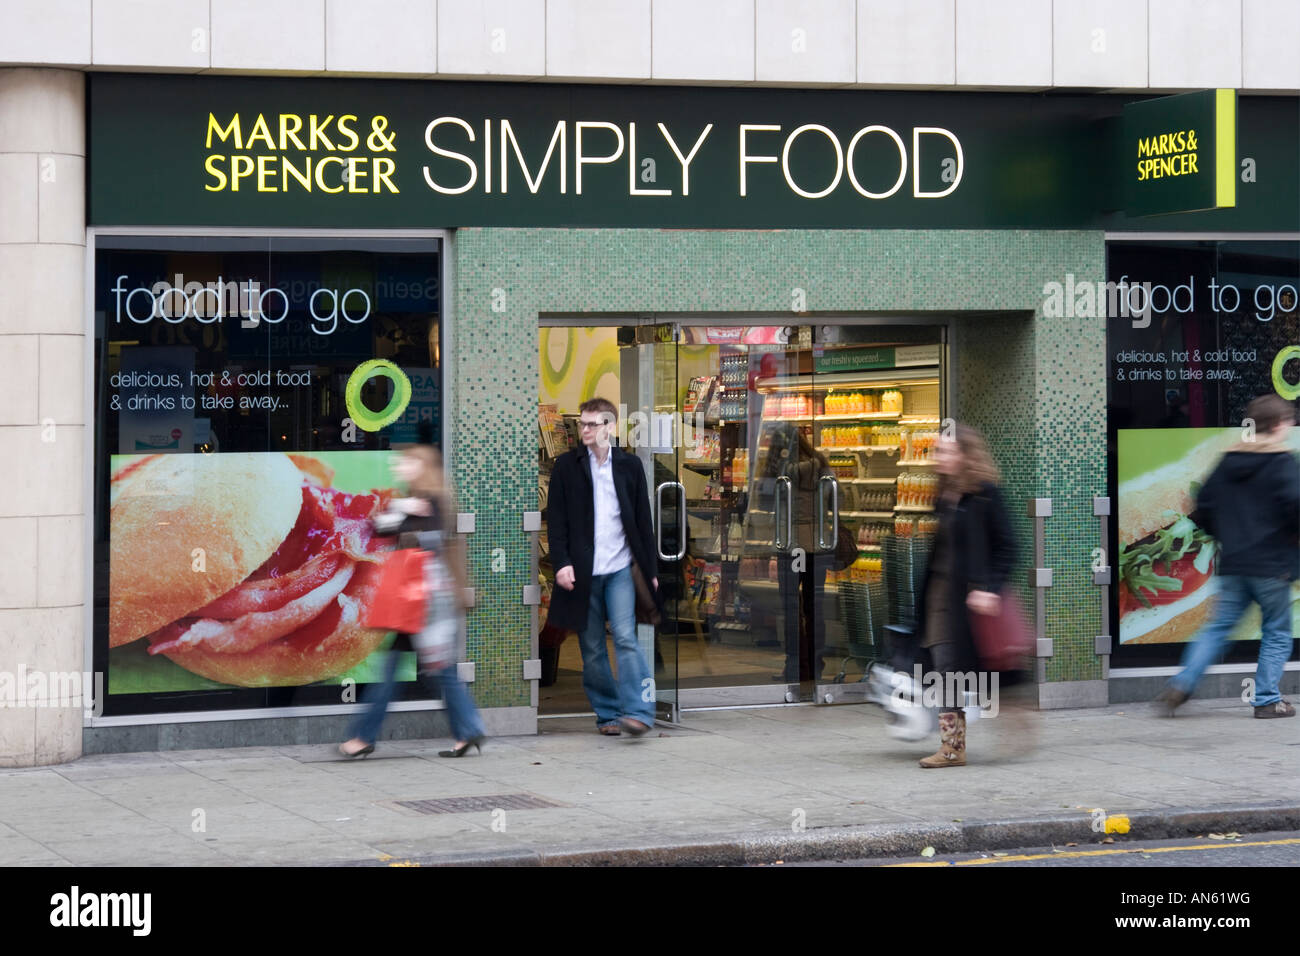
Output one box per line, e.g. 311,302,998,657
395,793,566,814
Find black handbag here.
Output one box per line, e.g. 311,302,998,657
831,522,858,571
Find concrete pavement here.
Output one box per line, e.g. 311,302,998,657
1,697,1297,866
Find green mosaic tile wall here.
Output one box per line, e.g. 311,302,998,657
452,228,1107,707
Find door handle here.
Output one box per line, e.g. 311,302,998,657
774,475,792,551
655,480,687,561
818,474,839,551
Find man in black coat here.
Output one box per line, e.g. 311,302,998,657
547,397,662,735
1159,393,1299,718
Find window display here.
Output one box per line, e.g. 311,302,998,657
93,235,442,718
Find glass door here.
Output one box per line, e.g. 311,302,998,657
811,324,946,705
642,323,682,722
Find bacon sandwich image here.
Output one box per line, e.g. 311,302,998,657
1117,431,1237,645
110,452,391,686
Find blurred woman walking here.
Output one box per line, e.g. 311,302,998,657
340,444,486,759
914,425,1018,768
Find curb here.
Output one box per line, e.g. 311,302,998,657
338,802,1300,867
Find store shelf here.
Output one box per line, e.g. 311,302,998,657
897,459,937,467
763,416,813,424
895,505,935,513
844,510,894,518
682,459,720,471
817,445,899,453
845,477,896,485
815,412,901,421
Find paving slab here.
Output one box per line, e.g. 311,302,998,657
1,702,1297,865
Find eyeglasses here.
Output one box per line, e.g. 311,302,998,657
578,420,608,430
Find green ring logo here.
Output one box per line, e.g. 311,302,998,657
1272,346,1300,401
345,360,412,431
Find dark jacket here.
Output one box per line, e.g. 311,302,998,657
546,444,664,633
1195,441,1300,580
915,482,1017,672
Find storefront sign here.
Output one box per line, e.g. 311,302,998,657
814,346,894,372
1122,89,1236,216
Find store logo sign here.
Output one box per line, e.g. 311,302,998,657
203,112,399,194
1123,89,1236,216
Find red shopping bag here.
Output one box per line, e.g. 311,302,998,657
362,549,427,634
970,587,1034,672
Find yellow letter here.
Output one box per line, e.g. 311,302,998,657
246,114,275,150
337,115,359,151
282,155,311,190
315,156,344,193
374,157,398,193
204,154,228,191
346,156,367,193
230,155,254,191
206,113,242,149
257,154,276,192
279,114,306,151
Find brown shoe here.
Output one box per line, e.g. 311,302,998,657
598,723,622,736
919,711,967,768
619,717,651,737
1155,686,1189,717
1253,698,1296,719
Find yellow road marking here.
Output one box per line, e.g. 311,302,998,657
883,837,1300,866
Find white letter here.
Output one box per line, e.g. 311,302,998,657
846,126,907,199
781,125,844,199
575,121,624,195
500,120,567,194
657,123,712,197
628,123,671,196
913,127,963,198
423,117,479,195
739,125,780,197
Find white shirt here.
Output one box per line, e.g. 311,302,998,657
589,448,633,576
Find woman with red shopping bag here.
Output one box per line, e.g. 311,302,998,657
913,425,1032,768
339,444,485,759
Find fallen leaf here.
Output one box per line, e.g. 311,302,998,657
920,846,936,858
1066,842,1078,847
992,851,1009,858
952,818,962,822
1207,832,1226,840
773,860,784,865
1105,814,1131,834
1224,831,1242,839
1101,836,1115,844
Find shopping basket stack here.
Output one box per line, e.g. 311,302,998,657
882,532,934,636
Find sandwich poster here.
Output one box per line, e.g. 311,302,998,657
107,450,412,694
1117,427,1300,645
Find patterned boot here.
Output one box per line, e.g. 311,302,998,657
919,711,967,768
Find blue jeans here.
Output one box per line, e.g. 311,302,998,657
578,564,655,727
348,647,401,746
347,650,486,745
1170,575,1295,707
422,664,487,743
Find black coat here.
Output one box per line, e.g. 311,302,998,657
1195,443,1300,580
915,482,1017,672
546,444,664,633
